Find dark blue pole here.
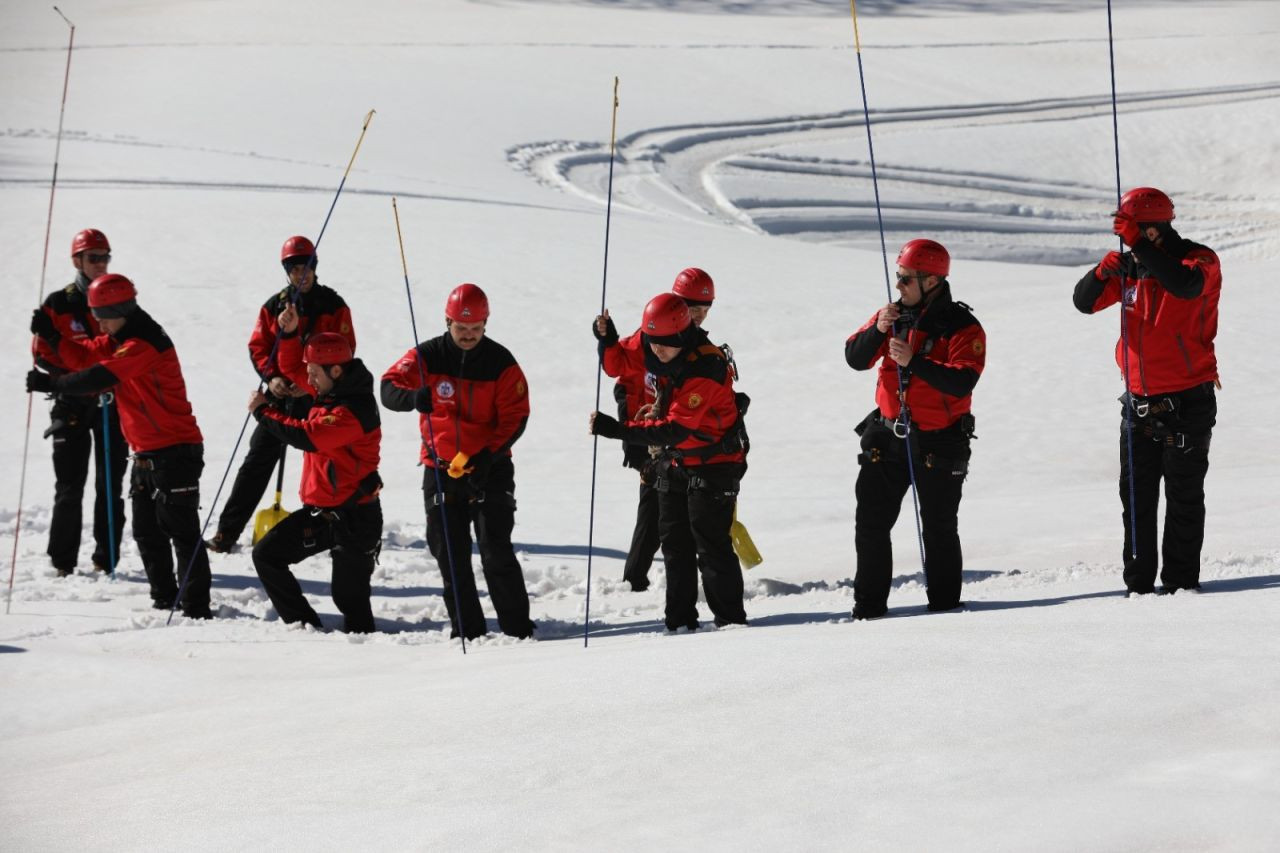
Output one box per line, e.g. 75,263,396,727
100,394,117,579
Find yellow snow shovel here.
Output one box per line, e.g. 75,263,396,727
252,447,291,545
730,506,763,569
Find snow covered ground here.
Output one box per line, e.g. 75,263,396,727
2,0,1278,849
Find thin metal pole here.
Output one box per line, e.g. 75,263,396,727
1106,0,1139,559
393,197,469,654
101,395,117,578
585,77,620,648
849,0,927,573
8,7,77,615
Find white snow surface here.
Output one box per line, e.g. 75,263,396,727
2,0,1279,849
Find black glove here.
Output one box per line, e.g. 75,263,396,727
30,309,60,345
467,448,493,485
592,314,619,347
413,387,433,414
26,369,54,394
591,412,623,439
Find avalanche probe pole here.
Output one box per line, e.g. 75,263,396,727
1106,0,1139,559
848,1,928,573
584,77,620,648
8,7,76,615
168,109,376,624
392,197,469,654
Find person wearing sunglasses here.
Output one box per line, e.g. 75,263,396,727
206,235,357,554
1073,187,1221,596
29,229,128,577
844,239,986,620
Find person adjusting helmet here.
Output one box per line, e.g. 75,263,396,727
1073,187,1221,596
27,272,210,617
208,234,357,555
381,282,533,640
28,230,127,577
249,326,383,634
845,238,985,620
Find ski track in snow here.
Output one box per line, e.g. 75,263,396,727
507,82,1280,265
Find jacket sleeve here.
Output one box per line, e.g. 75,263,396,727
52,336,158,394
32,303,64,372
845,313,888,370
379,347,424,411
601,329,645,379
276,333,310,391
617,375,730,447
248,302,281,381
908,322,985,398
471,362,530,456
253,406,319,452
1131,241,1209,299
1073,261,1121,314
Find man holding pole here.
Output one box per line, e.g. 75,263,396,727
207,235,356,553
1073,187,1221,595
31,229,127,576
381,284,534,641
844,239,985,620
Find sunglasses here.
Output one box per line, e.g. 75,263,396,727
85,253,111,264
282,257,313,271
896,272,928,284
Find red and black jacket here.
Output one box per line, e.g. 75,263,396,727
32,279,104,400
254,359,381,508
248,282,356,389
380,333,530,468
599,327,658,469
1073,229,1220,396
44,308,203,453
845,284,985,431
611,328,744,468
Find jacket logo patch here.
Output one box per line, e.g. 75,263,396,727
972,340,984,355
686,393,703,409
112,343,134,358
516,379,526,397
341,323,350,334
70,319,85,333
435,380,455,399
321,415,338,425
1123,285,1137,306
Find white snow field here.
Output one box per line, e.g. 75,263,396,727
2,0,1279,849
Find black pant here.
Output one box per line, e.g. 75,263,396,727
623,476,661,590
47,394,127,571
854,418,971,612
253,500,382,632
424,456,532,639
1119,383,1216,592
656,462,747,631
130,443,210,612
216,395,311,543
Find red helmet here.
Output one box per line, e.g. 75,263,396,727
280,235,316,265
671,267,715,303
87,273,136,308
1118,187,1175,222
896,239,950,277
304,332,353,366
71,229,110,257
641,292,692,338
445,283,489,322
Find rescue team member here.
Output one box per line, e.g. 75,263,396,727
380,284,534,640
28,275,212,618
31,229,127,576
208,235,356,553
1073,187,1221,595
249,332,382,633
592,267,718,592
845,239,985,620
590,292,748,632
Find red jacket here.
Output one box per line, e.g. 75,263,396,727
254,360,381,508
32,280,103,380
249,283,355,389
845,286,985,431
380,333,530,467
1074,232,1220,395
49,309,203,453
601,328,655,419
613,331,744,468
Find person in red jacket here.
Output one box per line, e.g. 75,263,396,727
28,274,212,618
208,235,357,553
249,333,382,633
381,284,534,640
1073,187,1221,595
592,267,718,592
591,292,748,632
845,239,985,619
30,229,127,576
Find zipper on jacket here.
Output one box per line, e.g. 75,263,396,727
1175,332,1194,375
